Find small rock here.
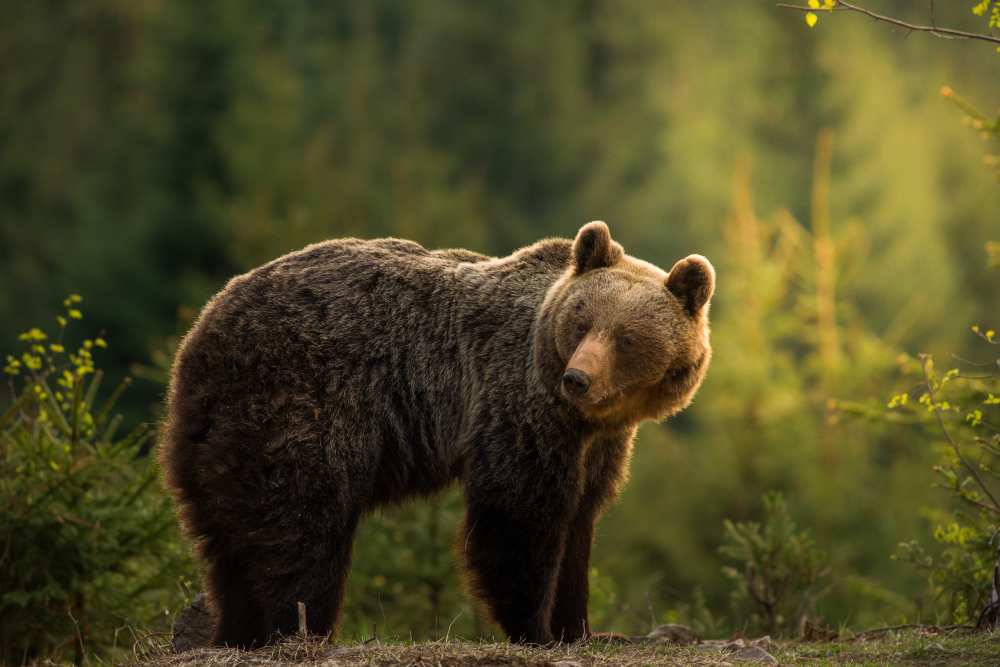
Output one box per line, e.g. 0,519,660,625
730,645,778,664
723,638,746,651
549,661,583,667
171,593,214,653
646,623,699,645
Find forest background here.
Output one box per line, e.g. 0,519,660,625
1,1,998,662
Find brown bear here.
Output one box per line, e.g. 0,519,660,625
159,221,714,648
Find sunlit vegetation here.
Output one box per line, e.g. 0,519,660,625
0,1,997,664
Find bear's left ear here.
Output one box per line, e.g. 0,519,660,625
666,254,715,316
573,221,623,274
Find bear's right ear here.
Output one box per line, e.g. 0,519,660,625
573,221,623,274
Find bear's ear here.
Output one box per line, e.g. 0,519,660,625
666,254,715,316
572,221,623,274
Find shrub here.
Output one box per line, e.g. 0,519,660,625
0,297,192,665
832,239,999,628
883,332,1000,626
720,491,830,636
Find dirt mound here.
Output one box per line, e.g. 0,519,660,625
142,638,725,667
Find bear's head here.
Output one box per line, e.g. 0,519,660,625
536,221,714,427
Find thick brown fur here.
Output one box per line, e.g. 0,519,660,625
158,221,714,648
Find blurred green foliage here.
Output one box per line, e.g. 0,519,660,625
344,492,475,641
0,301,192,665
0,0,998,658
942,86,1000,181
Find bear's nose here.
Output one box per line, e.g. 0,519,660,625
562,368,591,398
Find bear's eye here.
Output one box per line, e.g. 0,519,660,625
576,320,589,337
618,334,634,351
668,364,692,381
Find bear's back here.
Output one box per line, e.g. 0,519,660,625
166,235,573,507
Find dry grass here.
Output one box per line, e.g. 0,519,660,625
136,638,729,667
127,627,1000,667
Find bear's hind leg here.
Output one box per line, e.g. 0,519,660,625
264,512,361,640
208,549,272,649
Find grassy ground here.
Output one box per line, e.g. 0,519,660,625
134,628,1000,667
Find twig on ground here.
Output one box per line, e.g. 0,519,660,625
849,623,976,640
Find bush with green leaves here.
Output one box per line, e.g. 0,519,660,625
835,232,997,628
720,491,830,637
0,297,192,665
881,329,1000,626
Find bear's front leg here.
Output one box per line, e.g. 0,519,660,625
460,501,571,645
550,430,634,643
548,505,594,642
